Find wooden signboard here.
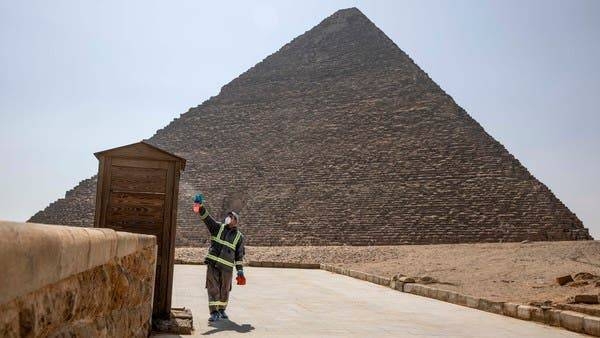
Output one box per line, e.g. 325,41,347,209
93,141,186,319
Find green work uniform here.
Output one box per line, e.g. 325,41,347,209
198,205,245,312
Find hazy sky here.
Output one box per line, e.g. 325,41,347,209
1,1,598,237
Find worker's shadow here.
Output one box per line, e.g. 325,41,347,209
203,320,255,335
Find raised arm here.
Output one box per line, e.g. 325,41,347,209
193,194,221,236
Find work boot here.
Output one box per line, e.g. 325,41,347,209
208,311,220,322
218,309,229,319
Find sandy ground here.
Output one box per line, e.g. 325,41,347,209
176,241,600,315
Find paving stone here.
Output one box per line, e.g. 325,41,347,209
503,303,519,318
433,289,450,302
446,291,460,305
478,299,504,315
391,280,404,291
560,311,585,333
529,306,546,323
583,315,600,336
465,296,481,309
455,293,469,307
517,305,535,320
547,309,562,326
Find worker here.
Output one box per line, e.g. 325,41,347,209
192,194,246,322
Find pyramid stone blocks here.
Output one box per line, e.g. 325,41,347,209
29,8,591,246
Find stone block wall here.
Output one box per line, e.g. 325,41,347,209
0,221,157,337
27,8,592,246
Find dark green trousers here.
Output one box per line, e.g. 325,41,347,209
205,262,233,313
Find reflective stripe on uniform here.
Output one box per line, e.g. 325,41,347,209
235,261,243,265
232,231,242,247
215,223,224,239
211,224,243,250
208,301,228,306
206,253,234,268
200,209,209,220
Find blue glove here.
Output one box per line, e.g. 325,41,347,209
237,270,244,277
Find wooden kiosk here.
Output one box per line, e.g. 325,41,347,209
93,141,185,319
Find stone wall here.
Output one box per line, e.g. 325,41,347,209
28,8,592,246
0,221,157,337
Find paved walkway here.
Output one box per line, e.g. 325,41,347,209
153,265,585,337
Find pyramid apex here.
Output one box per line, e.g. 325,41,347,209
326,7,368,21
332,7,364,15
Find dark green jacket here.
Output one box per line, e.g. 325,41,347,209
198,205,244,271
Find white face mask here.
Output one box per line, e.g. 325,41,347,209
225,216,232,225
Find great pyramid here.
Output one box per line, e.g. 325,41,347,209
29,8,591,246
